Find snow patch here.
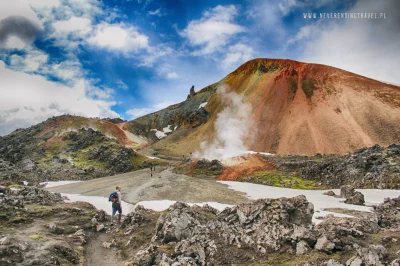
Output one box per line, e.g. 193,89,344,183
151,125,173,139
163,125,172,133
23,181,29,186
198,102,208,109
146,156,160,160
150,129,167,139
174,126,178,131
218,181,400,224
40,180,83,188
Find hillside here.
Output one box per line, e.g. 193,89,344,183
135,58,400,156
0,115,158,183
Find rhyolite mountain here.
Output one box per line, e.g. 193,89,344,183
1,58,400,182
133,58,400,156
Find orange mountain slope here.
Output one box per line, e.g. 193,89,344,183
146,58,400,156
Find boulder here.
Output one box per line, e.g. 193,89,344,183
315,235,335,253
346,245,387,266
326,259,344,266
296,240,310,255
340,185,355,198
344,191,365,206
324,191,336,196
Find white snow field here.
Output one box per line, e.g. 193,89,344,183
45,179,399,224
219,181,400,223
41,180,83,188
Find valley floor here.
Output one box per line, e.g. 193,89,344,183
48,167,249,206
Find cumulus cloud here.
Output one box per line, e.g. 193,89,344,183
0,16,41,49
180,5,246,55
292,0,400,84
166,72,179,79
89,23,149,53
52,17,92,34
8,48,48,72
126,101,173,120
0,60,119,136
221,43,253,72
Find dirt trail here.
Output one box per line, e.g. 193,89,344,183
85,232,124,266
48,168,249,205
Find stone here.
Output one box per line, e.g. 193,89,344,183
390,259,400,266
315,236,335,253
344,191,365,206
0,236,9,245
324,191,336,196
326,259,344,266
296,240,310,255
340,185,355,198
346,256,363,266
96,224,105,232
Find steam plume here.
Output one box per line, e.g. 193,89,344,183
196,84,251,160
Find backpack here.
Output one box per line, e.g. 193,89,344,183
108,191,118,202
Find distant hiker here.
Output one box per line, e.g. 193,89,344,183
149,166,153,177
109,186,122,223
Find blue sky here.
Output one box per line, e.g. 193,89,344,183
0,0,399,135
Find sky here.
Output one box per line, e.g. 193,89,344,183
0,0,399,136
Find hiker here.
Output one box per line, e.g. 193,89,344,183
110,186,122,223
149,166,153,177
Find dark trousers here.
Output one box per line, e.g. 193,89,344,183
112,202,122,222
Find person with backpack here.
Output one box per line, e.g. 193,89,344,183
109,186,122,223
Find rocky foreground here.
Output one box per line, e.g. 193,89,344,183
1,185,400,265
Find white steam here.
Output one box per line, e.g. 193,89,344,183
196,84,251,160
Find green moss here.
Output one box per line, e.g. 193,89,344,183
29,234,46,241
72,151,107,171
244,170,317,189
47,141,69,155
8,184,24,189
302,78,317,98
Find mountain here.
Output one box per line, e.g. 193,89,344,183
134,58,400,156
1,58,399,182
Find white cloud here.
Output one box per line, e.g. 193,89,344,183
89,23,149,52
278,0,339,16
148,8,162,16
166,72,179,79
180,5,246,55
294,0,400,84
221,43,253,71
4,36,27,49
116,80,129,90
0,60,118,136
8,48,48,72
126,101,173,120
53,17,92,34
0,0,60,25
